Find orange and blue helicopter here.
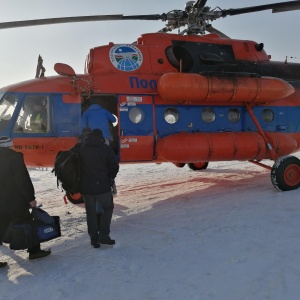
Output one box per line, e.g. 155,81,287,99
0,0,299,196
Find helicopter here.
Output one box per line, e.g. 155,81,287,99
0,0,300,198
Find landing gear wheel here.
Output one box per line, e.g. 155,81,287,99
271,155,300,191
174,163,185,168
188,162,209,171
66,191,84,204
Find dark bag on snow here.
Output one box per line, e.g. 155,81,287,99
52,144,81,194
9,221,38,250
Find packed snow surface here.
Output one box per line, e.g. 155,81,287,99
1,155,300,300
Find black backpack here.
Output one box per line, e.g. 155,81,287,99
52,144,80,194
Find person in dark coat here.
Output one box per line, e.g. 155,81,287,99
79,129,119,248
0,136,51,268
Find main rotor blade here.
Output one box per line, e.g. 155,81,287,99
194,0,207,9
0,14,164,30
223,0,300,17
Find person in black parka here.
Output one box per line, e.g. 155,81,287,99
79,129,119,248
0,136,50,268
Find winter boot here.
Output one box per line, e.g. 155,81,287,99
91,241,100,248
99,237,115,245
29,249,51,260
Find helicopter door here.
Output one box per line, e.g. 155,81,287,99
118,95,154,162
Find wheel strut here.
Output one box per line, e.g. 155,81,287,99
245,103,278,161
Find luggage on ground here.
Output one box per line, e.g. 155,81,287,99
8,208,61,250
34,216,61,242
9,221,37,250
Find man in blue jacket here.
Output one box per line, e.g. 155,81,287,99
81,104,116,145
79,129,119,248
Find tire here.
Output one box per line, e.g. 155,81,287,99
66,191,84,204
188,162,209,171
174,163,185,168
271,155,300,191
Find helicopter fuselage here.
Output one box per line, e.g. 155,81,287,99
0,33,299,173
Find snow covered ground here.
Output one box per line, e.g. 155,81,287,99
1,154,300,300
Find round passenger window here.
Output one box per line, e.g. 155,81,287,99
129,107,145,124
261,109,274,122
164,108,179,124
201,108,215,123
228,108,240,123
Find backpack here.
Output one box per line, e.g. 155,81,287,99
52,144,80,194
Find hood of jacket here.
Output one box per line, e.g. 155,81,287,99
83,129,105,147
88,104,103,111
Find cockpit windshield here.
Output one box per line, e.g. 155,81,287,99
0,93,18,133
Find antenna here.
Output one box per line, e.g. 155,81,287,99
284,56,298,64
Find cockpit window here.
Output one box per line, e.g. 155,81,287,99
14,95,50,133
0,93,18,132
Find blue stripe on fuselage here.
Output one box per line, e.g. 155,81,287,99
155,105,300,138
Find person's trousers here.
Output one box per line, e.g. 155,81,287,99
0,214,11,243
83,192,114,243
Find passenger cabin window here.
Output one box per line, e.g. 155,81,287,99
164,108,179,124
14,95,50,133
129,107,145,124
201,108,216,123
228,108,240,123
261,109,274,123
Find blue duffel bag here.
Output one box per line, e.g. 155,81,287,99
35,216,61,243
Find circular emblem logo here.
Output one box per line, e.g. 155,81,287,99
109,45,143,72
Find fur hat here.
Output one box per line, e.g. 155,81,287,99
0,136,13,148
92,129,103,136
90,129,105,143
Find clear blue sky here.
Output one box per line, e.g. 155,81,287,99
0,0,299,87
